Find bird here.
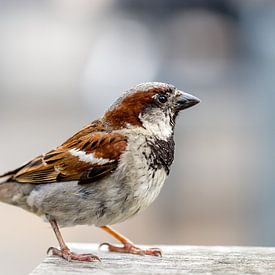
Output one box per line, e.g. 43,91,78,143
0,82,200,262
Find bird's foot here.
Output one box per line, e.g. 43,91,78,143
99,242,162,256
47,247,101,262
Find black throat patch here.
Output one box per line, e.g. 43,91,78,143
146,136,175,175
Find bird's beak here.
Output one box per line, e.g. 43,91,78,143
176,90,200,111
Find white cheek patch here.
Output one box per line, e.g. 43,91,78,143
139,111,173,141
69,149,113,165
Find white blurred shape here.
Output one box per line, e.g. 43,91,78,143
82,18,160,115
0,9,89,97
50,0,112,20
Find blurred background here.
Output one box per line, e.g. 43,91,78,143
0,0,275,274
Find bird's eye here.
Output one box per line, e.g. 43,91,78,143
157,94,168,103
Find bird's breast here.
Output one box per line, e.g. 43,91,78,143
114,132,174,221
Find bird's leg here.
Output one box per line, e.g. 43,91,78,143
99,225,161,256
47,218,100,262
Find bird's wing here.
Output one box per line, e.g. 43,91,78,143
1,120,127,185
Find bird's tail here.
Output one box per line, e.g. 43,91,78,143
0,173,11,184
0,168,33,210
0,164,23,192
0,169,21,203
0,169,18,184
0,162,29,184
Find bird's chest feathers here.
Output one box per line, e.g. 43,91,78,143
117,131,174,213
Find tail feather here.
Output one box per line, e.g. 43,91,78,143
0,164,28,183
0,170,17,201
0,165,33,209
0,170,33,210
0,168,24,205
0,170,15,179
0,172,16,184
0,172,12,184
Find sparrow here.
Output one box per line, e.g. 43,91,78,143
0,82,200,262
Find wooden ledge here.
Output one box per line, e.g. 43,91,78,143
30,243,275,274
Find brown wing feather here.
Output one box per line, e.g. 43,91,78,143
5,120,127,185
78,162,118,185
61,119,105,148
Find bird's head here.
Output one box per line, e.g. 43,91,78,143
104,82,200,140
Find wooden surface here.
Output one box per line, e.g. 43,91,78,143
30,243,275,274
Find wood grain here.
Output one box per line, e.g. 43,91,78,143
30,243,275,274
